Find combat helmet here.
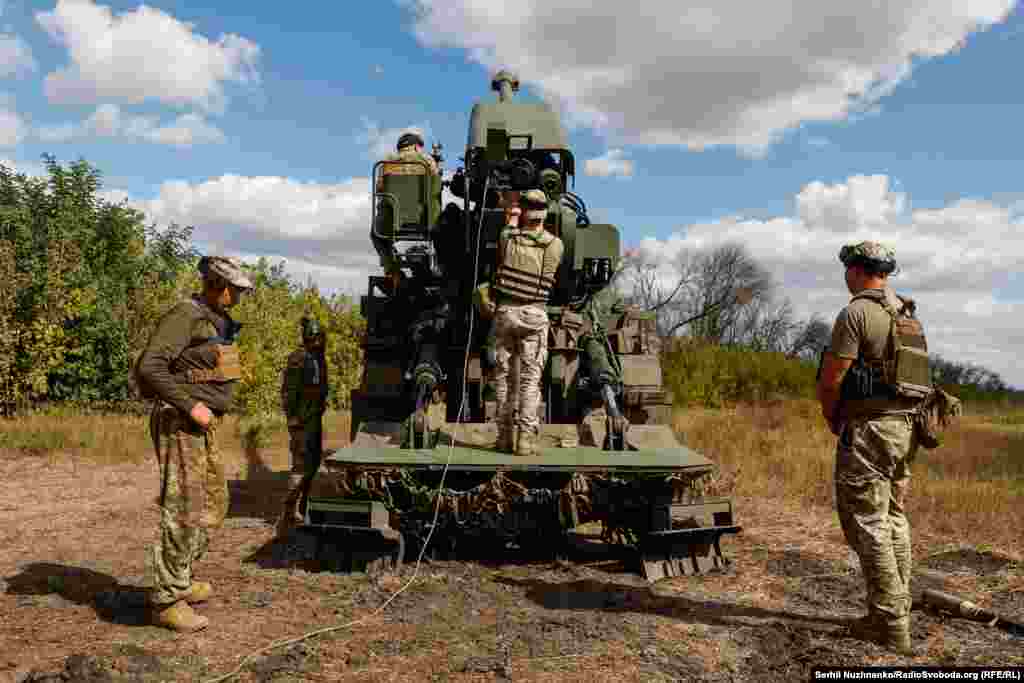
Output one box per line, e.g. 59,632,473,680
198,255,254,289
521,189,549,222
839,241,897,275
397,131,424,150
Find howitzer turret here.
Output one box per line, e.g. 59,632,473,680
296,72,742,581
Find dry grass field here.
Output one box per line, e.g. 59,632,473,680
0,402,1020,682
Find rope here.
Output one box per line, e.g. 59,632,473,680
203,176,492,683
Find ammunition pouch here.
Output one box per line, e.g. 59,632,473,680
839,360,885,402
913,388,962,450
174,343,242,385
607,307,659,355
851,289,933,401
548,310,584,350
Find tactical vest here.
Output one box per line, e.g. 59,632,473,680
134,299,242,401
301,352,328,403
843,288,932,403
494,228,557,304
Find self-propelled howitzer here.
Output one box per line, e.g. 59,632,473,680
299,71,741,581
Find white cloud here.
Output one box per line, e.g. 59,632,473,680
357,118,431,160
35,0,260,113
0,94,25,146
122,173,377,293
407,1,1015,153
631,174,1024,388
35,104,225,147
796,174,906,231
0,33,36,77
583,148,634,178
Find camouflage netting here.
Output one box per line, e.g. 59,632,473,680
311,464,712,549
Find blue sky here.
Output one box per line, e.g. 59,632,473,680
2,0,1022,387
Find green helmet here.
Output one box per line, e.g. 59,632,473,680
301,316,323,341
839,240,897,274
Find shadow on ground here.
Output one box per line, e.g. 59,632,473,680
498,575,851,631
226,444,294,524
3,562,151,626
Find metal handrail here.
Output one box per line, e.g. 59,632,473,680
370,158,436,242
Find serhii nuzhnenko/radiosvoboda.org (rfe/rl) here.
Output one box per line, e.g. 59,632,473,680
814,669,1023,681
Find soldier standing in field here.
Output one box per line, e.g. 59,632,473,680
491,189,564,456
278,316,329,529
135,255,252,632
817,241,932,655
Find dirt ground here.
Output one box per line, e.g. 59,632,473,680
1,436,1022,683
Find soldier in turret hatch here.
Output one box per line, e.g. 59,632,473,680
491,189,564,456
372,131,441,294
135,255,252,632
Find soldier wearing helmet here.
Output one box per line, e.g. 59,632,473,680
817,240,928,655
372,130,441,293
135,255,253,632
491,189,564,456
278,316,330,529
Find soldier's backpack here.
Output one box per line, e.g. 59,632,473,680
851,289,960,448
851,289,932,401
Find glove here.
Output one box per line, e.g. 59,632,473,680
473,283,496,319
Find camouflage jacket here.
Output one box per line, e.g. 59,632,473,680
281,347,329,427
137,296,239,416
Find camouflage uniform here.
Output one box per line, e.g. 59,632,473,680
279,317,329,525
492,189,565,455
136,256,251,629
830,241,919,648
148,402,228,605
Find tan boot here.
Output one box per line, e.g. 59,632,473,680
181,581,213,604
881,617,913,655
153,600,209,632
515,430,537,457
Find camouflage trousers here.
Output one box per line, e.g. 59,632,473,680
493,303,549,434
835,413,918,620
147,403,228,606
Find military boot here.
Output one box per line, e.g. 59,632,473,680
515,430,537,457
181,581,213,604
847,614,913,655
882,617,913,655
152,600,209,632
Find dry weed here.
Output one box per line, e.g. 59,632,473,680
674,399,1023,557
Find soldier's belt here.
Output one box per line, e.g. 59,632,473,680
495,292,547,306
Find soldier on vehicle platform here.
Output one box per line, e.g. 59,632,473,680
135,255,252,632
372,131,441,294
278,316,329,529
817,240,931,655
491,189,564,456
